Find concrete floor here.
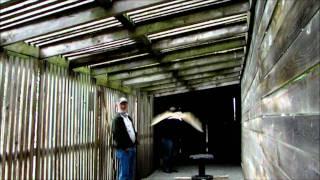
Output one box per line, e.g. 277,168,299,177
142,165,244,180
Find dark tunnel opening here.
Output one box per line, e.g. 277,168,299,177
153,85,242,170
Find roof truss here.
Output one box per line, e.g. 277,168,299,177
1,0,251,96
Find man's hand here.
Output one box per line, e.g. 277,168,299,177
125,148,129,152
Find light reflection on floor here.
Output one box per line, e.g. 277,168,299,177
142,165,243,180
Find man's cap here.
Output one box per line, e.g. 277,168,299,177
169,106,176,112
119,97,128,104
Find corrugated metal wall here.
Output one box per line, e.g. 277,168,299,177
0,53,40,180
136,92,154,178
37,62,98,180
0,52,154,179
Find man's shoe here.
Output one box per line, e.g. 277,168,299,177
170,169,178,173
162,169,171,173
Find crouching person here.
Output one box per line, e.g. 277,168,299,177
112,97,138,180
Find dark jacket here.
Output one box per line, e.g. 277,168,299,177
112,113,138,150
158,118,182,141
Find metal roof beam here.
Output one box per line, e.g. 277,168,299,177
73,27,245,69
150,77,239,94
131,61,241,91
106,54,243,81
177,60,242,76
152,23,248,51
182,66,241,80
37,1,248,58
121,73,173,85
146,76,239,92
142,72,240,91
153,80,239,97
92,38,245,76
132,68,241,88
93,47,243,76
0,0,166,45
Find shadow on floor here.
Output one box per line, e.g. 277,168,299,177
142,165,243,180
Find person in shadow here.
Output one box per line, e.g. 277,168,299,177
158,106,182,173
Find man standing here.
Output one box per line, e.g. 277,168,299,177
158,107,182,173
112,97,137,180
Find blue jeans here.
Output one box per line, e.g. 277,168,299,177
161,138,174,171
116,147,136,180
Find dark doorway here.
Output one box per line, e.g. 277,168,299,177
153,85,241,168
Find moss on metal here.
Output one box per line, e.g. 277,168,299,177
73,66,91,75
91,7,109,18
46,55,69,68
95,75,136,94
5,50,34,60
4,42,39,58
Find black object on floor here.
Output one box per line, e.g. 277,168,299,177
189,154,214,180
